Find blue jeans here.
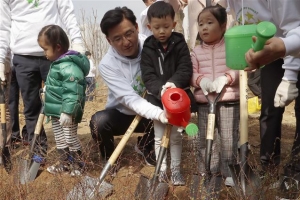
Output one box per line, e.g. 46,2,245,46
85,77,95,101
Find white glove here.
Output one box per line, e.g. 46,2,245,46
59,113,72,126
0,63,6,81
199,77,215,95
158,112,168,124
71,42,85,54
212,75,228,93
161,82,176,96
43,86,46,93
274,79,298,108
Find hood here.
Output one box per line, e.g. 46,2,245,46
54,51,90,77
143,32,185,50
106,34,147,66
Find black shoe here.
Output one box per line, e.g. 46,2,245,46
134,144,156,167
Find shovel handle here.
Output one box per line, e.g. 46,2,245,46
239,70,248,145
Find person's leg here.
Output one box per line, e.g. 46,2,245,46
89,109,135,160
217,102,239,178
248,68,261,98
13,55,50,159
260,59,284,171
89,77,96,101
9,66,21,144
85,77,92,101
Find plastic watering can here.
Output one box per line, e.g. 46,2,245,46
224,21,277,70
161,88,198,136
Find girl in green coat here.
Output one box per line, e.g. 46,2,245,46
38,25,90,176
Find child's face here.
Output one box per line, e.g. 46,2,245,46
38,35,61,61
198,10,226,45
147,15,176,46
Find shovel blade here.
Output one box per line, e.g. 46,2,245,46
67,175,113,200
190,174,205,200
135,175,169,200
229,163,262,199
19,159,40,184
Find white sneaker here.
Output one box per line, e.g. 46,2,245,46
225,177,235,187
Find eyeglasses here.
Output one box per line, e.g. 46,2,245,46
111,29,135,45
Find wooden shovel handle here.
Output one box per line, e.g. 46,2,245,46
161,124,172,148
239,70,248,145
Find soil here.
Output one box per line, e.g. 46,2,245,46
0,84,297,200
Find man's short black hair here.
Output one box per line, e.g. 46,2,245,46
100,7,137,36
147,1,175,22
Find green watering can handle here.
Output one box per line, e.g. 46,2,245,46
252,21,277,52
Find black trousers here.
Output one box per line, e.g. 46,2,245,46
248,68,261,98
13,55,50,156
89,108,154,160
260,59,300,170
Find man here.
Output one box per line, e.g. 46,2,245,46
0,0,85,172
90,7,168,167
85,51,96,101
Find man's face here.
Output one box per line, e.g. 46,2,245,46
106,19,139,58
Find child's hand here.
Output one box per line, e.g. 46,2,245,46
199,78,215,95
212,75,228,93
158,112,168,124
59,113,72,126
161,82,176,96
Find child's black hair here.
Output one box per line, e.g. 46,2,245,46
197,5,227,27
147,1,175,23
38,25,69,53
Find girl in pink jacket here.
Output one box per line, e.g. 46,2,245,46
190,5,239,187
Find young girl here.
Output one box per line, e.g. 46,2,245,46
37,25,90,176
190,5,239,186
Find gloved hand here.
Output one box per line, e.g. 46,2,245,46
158,112,168,124
71,42,85,54
161,82,176,96
199,77,214,95
42,85,46,93
59,113,72,126
0,63,6,81
212,75,228,93
274,79,298,107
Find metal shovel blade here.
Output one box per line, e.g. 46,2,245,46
19,158,40,184
190,174,205,200
67,175,113,200
229,144,261,199
134,175,169,200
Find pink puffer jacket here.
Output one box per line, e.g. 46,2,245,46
190,37,240,103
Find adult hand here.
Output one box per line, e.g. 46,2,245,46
212,75,228,93
199,77,214,95
59,113,72,126
161,82,176,96
0,63,6,81
245,37,286,71
71,42,85,54
274,79,298,108
158,112,168,124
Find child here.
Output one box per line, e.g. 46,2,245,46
141,1,196,186
37,25,90,176
190,5,239,186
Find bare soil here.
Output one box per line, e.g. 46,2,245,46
0,84,297,200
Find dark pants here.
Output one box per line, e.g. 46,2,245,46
248,68,261,98
13,55,50,156
85,77,95,101
90,109,154,160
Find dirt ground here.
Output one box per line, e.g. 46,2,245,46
0,84,297,200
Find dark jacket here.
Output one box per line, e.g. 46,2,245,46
141,32,196,112
44,51,90,123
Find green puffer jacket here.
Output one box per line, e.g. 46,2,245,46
44,52,90,123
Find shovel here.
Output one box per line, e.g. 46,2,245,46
0,81,9,171
134,124,172,200
19,91,45,184
228,70,261,199
67,114,143,200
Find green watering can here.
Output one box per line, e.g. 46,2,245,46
225,21,277,70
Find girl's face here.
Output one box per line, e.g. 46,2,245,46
147,15,176,47
38,35,62,61
198,10,226,45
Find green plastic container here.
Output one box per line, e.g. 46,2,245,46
225,21,277,70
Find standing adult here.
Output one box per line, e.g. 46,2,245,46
140,0,156,37
85,51,96,101
90,6,168,167
0,0,85,170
